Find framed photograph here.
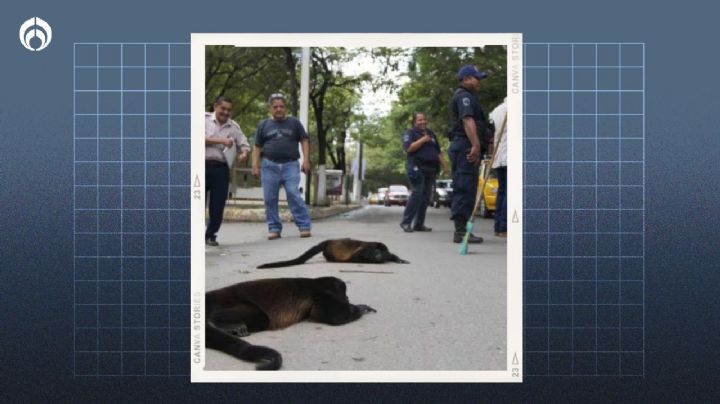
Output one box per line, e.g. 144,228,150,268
190,33,523,382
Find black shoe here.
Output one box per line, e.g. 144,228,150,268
468,233,484,243
453,232,484,244
400,224,414,233
205,238,219,247
413,226,432,232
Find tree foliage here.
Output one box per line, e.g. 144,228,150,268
309,48,370,172
205,46,372,173
359,46,507,195
205,46,290,138
392,46,507,137
204,45,508,200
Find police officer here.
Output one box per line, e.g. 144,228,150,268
448,65,492,243
400,112,448,233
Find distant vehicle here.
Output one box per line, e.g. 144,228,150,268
432,179,453,208
384,185,409,206
477,159,499,218
377,187,388,203
368,193,380,205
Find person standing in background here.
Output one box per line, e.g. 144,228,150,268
252,93,312,240
447,65,492,244
489,99,508,237
205,96,250,246
400,112,447,233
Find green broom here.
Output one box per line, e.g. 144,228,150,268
459,111,507,255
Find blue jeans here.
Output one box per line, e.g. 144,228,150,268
261,158,312,233
494,166,507,233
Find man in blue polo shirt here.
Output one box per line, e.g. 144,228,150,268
252,93,312,240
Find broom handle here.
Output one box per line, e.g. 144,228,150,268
469,110,508,219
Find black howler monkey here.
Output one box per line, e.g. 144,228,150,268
205,276,376,370
257,239,409,269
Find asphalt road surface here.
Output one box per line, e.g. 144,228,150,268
204,205,507,371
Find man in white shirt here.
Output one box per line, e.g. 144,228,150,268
489,98,508,237
205,96,250,246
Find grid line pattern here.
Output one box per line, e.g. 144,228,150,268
73,41,644,378
73,43,191,376
523,43,645,376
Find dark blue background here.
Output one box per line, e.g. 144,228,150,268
1,0,719,401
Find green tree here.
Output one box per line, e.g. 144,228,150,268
393,46,507,137
309,48,371,171
204,46,507,203
205,46,289,134
360,46,507,194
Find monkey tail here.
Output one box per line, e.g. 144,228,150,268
206,321,282,370
256,240,329,269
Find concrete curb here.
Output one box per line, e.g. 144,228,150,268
221,204,362,223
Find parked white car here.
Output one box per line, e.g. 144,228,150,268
433,179,453,208
384,185,409,206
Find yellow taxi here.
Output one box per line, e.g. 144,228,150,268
477,159,499,218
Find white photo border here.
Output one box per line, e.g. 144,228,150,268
190,33,523,383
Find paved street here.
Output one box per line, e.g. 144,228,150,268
204,205,507,371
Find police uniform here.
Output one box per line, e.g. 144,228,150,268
400,127,440,232
448,68,489,243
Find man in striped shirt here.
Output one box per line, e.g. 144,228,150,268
205,96,250,246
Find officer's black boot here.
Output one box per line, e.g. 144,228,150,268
453,219,484,244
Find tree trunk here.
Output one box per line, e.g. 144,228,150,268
336,130,346,173
315,103,326,165
283,48,299,117
310,49,332,167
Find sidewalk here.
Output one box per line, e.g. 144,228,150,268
220,199,362,222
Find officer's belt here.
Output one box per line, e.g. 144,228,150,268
451,133,470,140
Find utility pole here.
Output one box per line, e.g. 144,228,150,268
299,47,310,201
352,139,363,203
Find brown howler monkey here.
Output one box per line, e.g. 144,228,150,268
205,276,376,370
257,238,409,269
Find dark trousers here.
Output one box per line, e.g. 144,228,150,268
401,163,436,229
494,166,507,233
448,137,478,222
205,161,229,240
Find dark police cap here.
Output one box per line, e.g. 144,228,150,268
457,64,488,80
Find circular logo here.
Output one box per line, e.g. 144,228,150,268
19,17,52,52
